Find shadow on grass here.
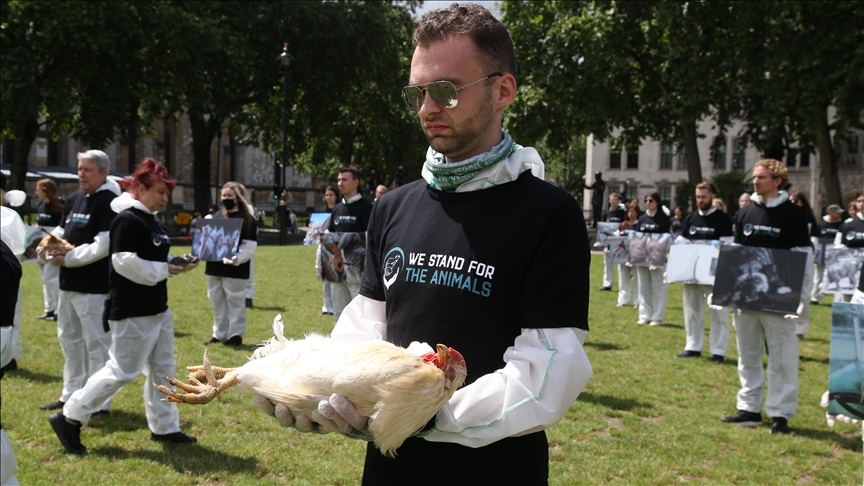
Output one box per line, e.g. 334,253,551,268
86,410,148,432
657,323,683,329
7,368,61,384
789,426,863,452
578,392,654,411
253,306,287,312
91,444,261,475
583,342,625,351
800,355,829,364
173,331,191,338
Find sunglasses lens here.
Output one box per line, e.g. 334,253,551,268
427,81,458,109
402,87,424,112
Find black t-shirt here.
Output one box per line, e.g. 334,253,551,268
603,207,626,223
838,217,864,248
816,218,843,243
359,170,588,484
204,211,258,279
1,240,21,328
107,207,171,320
59,189,117,293
805,213,818,238
681,210,734,241
327,197,373,233
37,200,63,227
635,212,670,234
733,199,810,249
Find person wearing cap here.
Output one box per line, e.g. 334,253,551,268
811,204,844,304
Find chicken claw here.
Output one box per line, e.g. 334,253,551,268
155,349,239,404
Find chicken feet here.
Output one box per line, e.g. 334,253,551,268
155,349,239,404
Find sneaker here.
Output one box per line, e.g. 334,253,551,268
40,400,65,411
637,319,648,325
676,351,701,358
810,301,819,305
37,311,57,321
770,417,791,434
601,287,612,291
49,413,86,454
721,410,763,426
203,337,222,345
711,355,724,363
151,432,197,444
245,298,253,308
649,321,662,326
223,335,243,346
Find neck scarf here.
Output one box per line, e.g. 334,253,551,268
423,132,518,192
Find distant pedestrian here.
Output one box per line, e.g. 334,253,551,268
374,185,389,201
583,171,606,228
634,192,670,326
35,178,64,322
738,193,751,208
617,205,643,308
317,184,340,316
599,192,626,291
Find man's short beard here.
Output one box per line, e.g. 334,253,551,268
426,86,494,159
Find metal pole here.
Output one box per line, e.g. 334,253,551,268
278,43,291,245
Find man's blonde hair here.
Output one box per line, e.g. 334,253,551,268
754,158,788,189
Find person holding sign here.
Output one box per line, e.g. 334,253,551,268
720,159,811,435
634,192,671,326
812,204,845,304
833,191,864,303
677,181,733,363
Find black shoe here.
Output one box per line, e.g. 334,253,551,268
223,335,242,346
810,301,819,305
676,351,701,358
770,417,791,434
150,432,197,444
203,337,222,345
721,410,763,426
711,355,724,363
40,400,65,411
601,287,612,291
1,359,17,371
91,409,110,417
37,311,57,321
49,413,86,454
245,298,253,308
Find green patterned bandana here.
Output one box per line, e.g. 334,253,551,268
424,132,517,191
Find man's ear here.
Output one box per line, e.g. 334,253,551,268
495,73,517,108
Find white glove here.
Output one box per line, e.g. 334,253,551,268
624,262,632,267
783,302,804,320
252,393,372,440
649,265,658,271
222,255,239,266
706,293,724,311
820,391,860,427
662,272,668,284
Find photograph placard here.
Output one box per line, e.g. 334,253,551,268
191,218,243,262
319,232,367,284
666,242,721,285
595,222,620,247
712,246,808,315
303,212,331,246
827,302,864,420
608,237,629,265
627,232,671,268
821,247,864,295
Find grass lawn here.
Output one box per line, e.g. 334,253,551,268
2,247,860,485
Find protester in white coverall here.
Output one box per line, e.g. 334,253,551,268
831,192,864,303
1,237,22,485
38,150,121,412
35,178,65,322
48,159,198,454
617,204,642,308
0,177,26,374
634,193,671,326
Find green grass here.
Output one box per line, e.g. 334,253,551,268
2,248,860,484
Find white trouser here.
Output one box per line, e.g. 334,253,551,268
57,291,112,404
39,261,61,313
682,284,730,356
64,310,181,435
851,289,864,304
810,264,824,303
206,275,247,340
330,282,361,324
322,281,333,314
636,266,668,323
10,287,22,360
0,429,16,486
733,309,799,420
618,264,640,307
602,252,614,288
245,258,256,300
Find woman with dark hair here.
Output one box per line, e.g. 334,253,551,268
788,192,817,237
317,184,341,315
203,181,258,346
49,158,198,454
616,204,644,308
634,192,671,326
35,178,64,321
671,206,684,238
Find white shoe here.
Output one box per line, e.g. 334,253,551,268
637,319,648,325
649,321,661,326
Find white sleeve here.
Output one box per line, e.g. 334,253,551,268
235,240,257,265
64,231,109,267
50,226,65,238
330,294,387,343
833,232,846,248
315,245,323,269
423,327,592,448
111,252,169,286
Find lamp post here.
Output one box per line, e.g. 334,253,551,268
278,43,293,245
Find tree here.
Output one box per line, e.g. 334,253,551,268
502,1,740,184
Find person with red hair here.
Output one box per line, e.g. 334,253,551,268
50,158,199,454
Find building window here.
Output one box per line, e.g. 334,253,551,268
732,138,746,170
626,151,639,169
840,135,861,167
622,184,637,201
676,147,687,171
659,186,672,208
660,144,673,170
786,148,798,169
711,136,727,170
610,151,621,170
800,150,811,167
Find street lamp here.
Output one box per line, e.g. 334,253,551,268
277,43,293,245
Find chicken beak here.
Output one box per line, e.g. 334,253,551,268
436,344,449,369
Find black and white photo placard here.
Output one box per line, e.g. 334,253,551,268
712,246,808,315
821,247,864,295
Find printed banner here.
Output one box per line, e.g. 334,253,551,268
191,218,243,262
827,302,864,420
666,241,722,285
712,246,807,315
821,247,864,295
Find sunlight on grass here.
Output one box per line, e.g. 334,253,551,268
2,248,860,484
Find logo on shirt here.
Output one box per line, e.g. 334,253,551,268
382,247,405,289
67,212,91,225
846,231,864,242
333,215,357,227
151,233,170,247
688,226,716,236
640,223,659,232
742,223,781,238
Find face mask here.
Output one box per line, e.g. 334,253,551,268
222,198,236,210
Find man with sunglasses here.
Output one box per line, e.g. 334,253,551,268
254,4,592,484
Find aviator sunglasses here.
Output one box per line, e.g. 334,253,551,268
402,73,502,112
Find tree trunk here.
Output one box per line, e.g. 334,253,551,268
812,108,842,207
682,120,703,183
10,119,40,191
189,113,217,215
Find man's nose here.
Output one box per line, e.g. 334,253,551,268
417,90,442,117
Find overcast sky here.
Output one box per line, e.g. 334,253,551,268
412,1,501,19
